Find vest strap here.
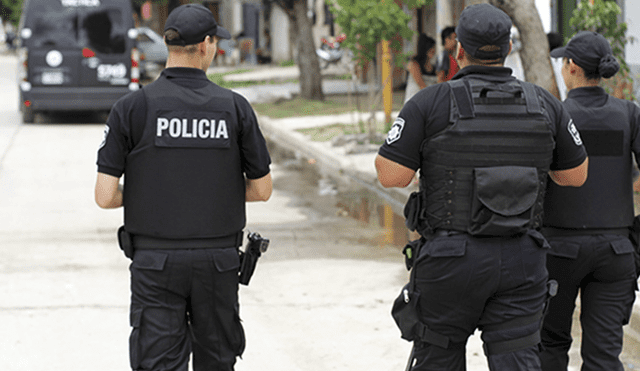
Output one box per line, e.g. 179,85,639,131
520,82,543,114
449,80,475,118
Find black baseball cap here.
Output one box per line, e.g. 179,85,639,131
456,3,512,60
550,31,619,77
164,3,231,46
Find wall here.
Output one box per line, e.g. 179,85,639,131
270,6,291,63
624,0,640,99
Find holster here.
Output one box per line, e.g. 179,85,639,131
238,232,269,286
392,240,453,349
117,225,134,259
391,281,421,342
402,238,422,270
393,238,422,341
629,215,640,276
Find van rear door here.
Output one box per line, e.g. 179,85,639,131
22,0,133,89
77,6,132,87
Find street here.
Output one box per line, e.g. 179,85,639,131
1,52,640,371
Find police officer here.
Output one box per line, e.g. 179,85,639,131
375,4,588,370
540,31,640,371
94,4,272,371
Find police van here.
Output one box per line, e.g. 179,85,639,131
17,0,141,123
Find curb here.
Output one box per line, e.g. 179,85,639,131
257,114,413,217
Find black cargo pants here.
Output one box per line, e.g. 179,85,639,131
129,248,245,371
540,234,637,371
410,231,550,371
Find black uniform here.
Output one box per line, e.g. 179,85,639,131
97,68,271,371
380,66,587,371
540,86,640,371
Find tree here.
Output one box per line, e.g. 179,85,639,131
568,0,634,100
0,0,24,25
328,0,429,134
329,0,428,70
487,0,560,98
270,0,324,101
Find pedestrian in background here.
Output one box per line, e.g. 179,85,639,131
404,33,436,103
435,26,459,83
548,32,567,101
94,4,272,371
376,3,588,370
540,31,640,371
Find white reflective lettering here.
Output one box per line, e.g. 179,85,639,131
169,118,181,138
160,116,227,140
182,119,192,138
192,119,198,139
216,120,228,139
198,119,210,138
157,118,169,136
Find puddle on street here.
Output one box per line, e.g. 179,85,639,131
247,144,409,263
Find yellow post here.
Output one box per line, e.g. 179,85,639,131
383,203,395,244
381,40,393,125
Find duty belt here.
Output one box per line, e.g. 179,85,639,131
132,231,243,249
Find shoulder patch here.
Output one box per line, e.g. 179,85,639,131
99,125,110,149
567,119,583,146
386,117,405,145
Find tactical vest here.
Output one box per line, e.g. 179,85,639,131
544,96,634,229
414,78,555,236
123,75,246,239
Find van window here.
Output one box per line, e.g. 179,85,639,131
27,5,126,54
83,10,125,54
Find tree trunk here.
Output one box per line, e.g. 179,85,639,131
489,0,560,99
293,0,324,100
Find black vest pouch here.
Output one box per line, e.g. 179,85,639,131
469,166,539,236
117,225,134,259
404,192,422,232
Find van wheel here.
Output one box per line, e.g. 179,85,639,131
22,106,35,123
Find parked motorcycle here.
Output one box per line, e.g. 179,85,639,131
316,33,349,69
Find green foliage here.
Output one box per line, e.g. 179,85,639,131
0,0,24,25
279,59,296,67
327,0,432,68
206,69,265,89
569,0,635,99
569,0,631,74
